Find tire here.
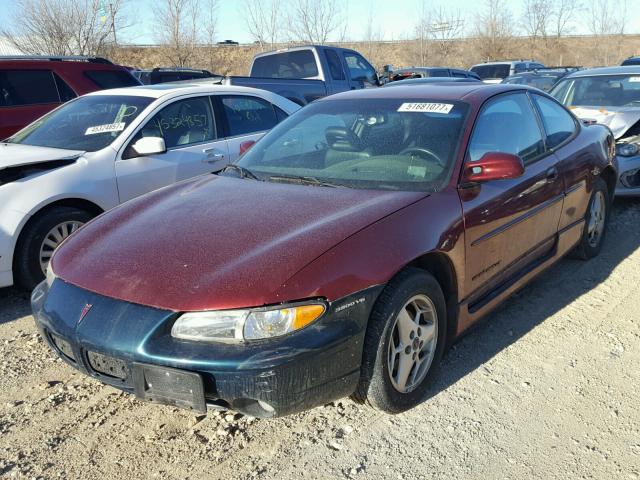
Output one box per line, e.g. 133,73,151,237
14,206,94,290
353,268,447,413
572,177,610,260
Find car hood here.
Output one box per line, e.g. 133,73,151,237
569,106,640,139
0,143,84,170
51,175,426,312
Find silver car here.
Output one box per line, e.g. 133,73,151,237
551,66,640,196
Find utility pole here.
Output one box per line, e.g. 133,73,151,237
109,3,118,46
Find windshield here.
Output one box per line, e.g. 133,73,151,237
236,98,469,192
551,74,640,107
9,95,153,151
471,64,510,80
503,74,562,92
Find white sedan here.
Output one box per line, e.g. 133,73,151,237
0,84,300,289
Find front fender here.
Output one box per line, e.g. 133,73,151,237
274,188,465,303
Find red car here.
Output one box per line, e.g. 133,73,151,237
32,84,616,418
0,56,140,139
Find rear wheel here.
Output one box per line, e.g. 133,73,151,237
14,206,93,290
572,178,610,260
353,268,447,413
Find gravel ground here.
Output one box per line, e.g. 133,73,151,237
1,199,639,480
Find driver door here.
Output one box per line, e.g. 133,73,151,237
115,95,229,203
461,92,565,302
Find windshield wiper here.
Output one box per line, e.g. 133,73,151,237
220,164,261,181
268,174,342,188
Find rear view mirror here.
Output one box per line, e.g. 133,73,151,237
132,137,166,156
461,152,524,184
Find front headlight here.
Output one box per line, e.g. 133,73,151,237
171,303,326,343
616,142,639,157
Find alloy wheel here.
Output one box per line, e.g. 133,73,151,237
387,294,438,393
587,191,606,248
39,221,84,274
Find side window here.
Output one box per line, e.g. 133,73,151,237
221,96,278,136
343,52,377,86
325,49,345,81
514,63,527,73
451,70,467,78
85,70,140,89
0,70,60,106
133,96,215,149
532,94,577,149
469,93,545,164
430,69,450,77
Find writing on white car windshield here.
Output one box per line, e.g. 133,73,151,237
237,98,469,192
9,95,153,151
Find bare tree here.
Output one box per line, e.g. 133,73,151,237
553,0,581,38
473,0,515,61
364,1,384,60
155,0,201,67
414,2,432,65
522,0,554,39
243,0,281,50
288,0,344,43
429,6,464,63
587,0,628,65
587,0,627,36
1,0,128,56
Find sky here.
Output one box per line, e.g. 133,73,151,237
0,0,638,45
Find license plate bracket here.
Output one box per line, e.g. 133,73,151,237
132,363,206,414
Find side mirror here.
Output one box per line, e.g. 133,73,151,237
461,152,524,184
239,140,255,155
131,137,166,156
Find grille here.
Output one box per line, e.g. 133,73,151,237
51,334,76,362
87,351,129,380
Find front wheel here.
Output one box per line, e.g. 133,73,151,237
14,206,94,290
353,268,447,413
572,178,610,260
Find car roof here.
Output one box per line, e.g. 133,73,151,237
471,60,534,67
564,65,640,78
320,83,523,103
84,83,277,99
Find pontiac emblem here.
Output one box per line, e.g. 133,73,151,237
78,303,93,324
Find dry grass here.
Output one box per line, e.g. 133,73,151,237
110,35,640,75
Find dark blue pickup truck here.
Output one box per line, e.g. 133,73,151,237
215,45,380,105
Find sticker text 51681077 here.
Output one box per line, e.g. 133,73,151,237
397,103,454,114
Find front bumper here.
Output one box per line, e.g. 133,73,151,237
615,154,640,196
32,279,381,418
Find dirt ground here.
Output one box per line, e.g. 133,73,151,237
1,199,639,480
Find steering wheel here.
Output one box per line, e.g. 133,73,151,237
399,147,445,167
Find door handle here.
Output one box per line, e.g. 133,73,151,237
546,167,559,181
202,153,224,163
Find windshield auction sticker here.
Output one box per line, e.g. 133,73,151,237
397,103,454,114
85,122,126,135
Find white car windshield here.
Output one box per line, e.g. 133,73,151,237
551,74,640,108
9,95,153,151
236,98,469,192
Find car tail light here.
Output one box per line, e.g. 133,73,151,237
239,140,256,155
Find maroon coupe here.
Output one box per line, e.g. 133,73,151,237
32,84,616,418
